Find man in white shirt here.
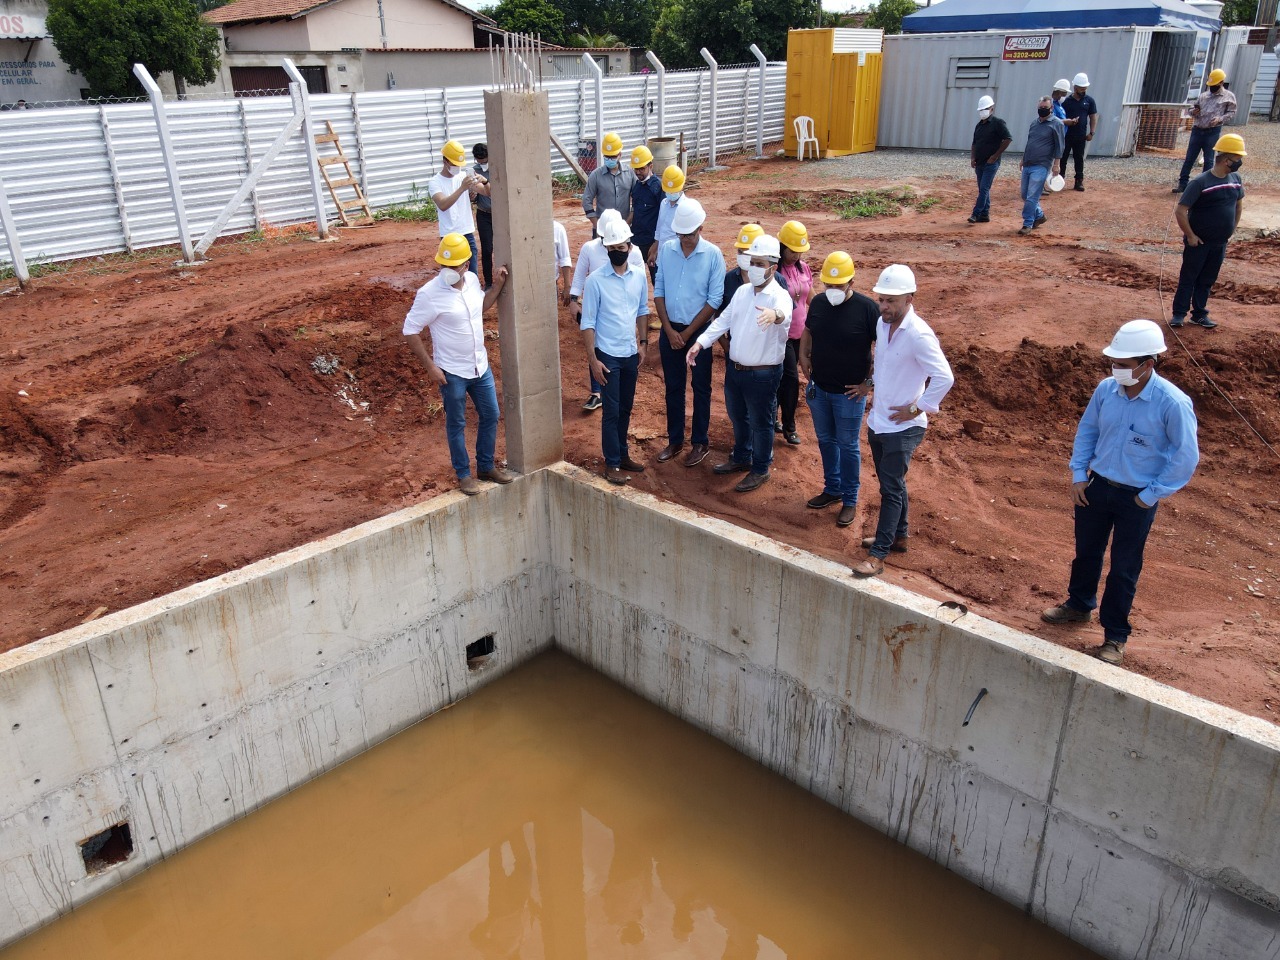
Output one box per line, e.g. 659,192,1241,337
685,235,792,492
853,264,954,577
402,233,514,496
553,220,572,297
430,139,487,277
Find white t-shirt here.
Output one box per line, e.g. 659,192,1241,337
402,272,488,378
429,168,476,237
553,221,572,280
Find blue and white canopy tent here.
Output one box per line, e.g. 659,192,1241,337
902,0,1221,34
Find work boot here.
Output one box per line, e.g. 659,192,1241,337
458,476,481,496
851,556,884,578
1033,214,1047,228
734,471,770,493
837,505,857,528
1098,640,1125,664
1073,179,1085,192
1018,226,1034,236
479,467,515,484
1041,604,1091,624
862,535,908,553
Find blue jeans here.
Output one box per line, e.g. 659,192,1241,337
806,383,866,506
866,426,925,558
1065,474,1159,644
659,322,712,446
972,160,1000,218
724,362,782,474
1172,239,1227,320
1178,126,1220,190
440,368,499,479
1020,164,1049,228
596,349,639,468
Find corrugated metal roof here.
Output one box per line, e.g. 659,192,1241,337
205,0,494,27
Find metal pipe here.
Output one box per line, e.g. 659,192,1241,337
0,175,29,287
581,52,604,166
645,51,666,138
282,58,330,240
699,47,723,169
133,63,196,263
749,43,767,160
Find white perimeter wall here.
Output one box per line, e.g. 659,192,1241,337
2,463,1278,958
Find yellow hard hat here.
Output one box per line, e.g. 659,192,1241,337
662,164,686,193
602,132,623,156
1207,68,1226,86
1215,132,1246,157
734,223,765,250
778,220,810,253
435,232,472,266
630,145,653,169
821,251,855,284
442,139,466,166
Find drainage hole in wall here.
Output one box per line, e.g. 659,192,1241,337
11,723,19,731
80,822,133,875
466,634,496,671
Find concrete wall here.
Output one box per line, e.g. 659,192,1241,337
0,474,555,947
545,463,1280,960
306,0,474,51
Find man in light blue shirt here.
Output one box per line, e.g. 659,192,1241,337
653,198,724,467
580,216,650,485
1042,320,1199,665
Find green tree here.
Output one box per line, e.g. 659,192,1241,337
1219,0,1258,26
864,0,918,35
486,0,566,44
649,0,817,69
557,0,659,48
569,31,625,48
46,0,220,98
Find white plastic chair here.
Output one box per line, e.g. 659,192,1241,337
794,115,819,160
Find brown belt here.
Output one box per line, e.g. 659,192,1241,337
734,361,778,371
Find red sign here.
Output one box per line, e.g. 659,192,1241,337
1002,35,1052,62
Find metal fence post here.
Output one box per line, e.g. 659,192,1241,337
582,53,604,163
749,44,768,160
700,48,726,170
282,58,330,240
645,51,666,137
0,175,29,287
133,63,196,264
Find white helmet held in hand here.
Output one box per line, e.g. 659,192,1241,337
599,216,633,246
1072,72,1090,88
1102,320,1167,359
872,263,917,296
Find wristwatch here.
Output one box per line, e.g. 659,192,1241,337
909,403,920,415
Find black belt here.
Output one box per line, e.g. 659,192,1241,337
734,361,778,371
1092,473,1142,494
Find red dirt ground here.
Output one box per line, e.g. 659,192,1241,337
2,158,1277,723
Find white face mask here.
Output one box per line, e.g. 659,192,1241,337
1111,365,1142,387
826,288,847,306
439,267,462,287
478,163,489,173
978,108,992,120
747,265,769,287
736,253,752,272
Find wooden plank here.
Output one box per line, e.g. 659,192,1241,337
550,133,587,184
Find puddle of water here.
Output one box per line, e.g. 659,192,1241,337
4,651,1098,959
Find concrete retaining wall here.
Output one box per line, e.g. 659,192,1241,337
0,473,555,947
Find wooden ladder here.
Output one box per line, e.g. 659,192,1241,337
315,120,373,226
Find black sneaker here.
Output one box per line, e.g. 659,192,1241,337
1190,315,1218,329
1171,185,1184,194
1169,315,1186,328
967,215,980,224
582,394,602,412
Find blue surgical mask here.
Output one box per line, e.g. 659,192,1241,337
603,157,618,170
666,191,682,203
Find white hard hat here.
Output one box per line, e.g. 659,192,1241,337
977,95,994,111
599,216,633,246
1072,72,1090,88
597,208,623,231
747,235,780,260
1102,319,1167,359
671,197,706,234
872,263,917,296
1053,78,1071,93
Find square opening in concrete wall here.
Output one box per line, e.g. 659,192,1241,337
466,634,496,670
79,823,133,876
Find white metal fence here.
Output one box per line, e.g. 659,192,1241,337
0,61,787,271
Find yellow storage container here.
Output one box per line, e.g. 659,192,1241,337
784,30,882,158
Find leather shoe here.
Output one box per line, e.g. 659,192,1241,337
656,443,684,463
1073,181,1085,192
1098,640,1125,664
683,443,710,467
861,535,907,553
784,430,802,445
479,467,515,484
1041,604,1091,624
605,467,630,485
459,476,481,496
807,492,840,509
619,457,646,473
837,505,857,527
1017,226,1034,236
851,556,884,578
713,459,751,475
774,420,784,434
734,471,770,493
1033,214,1047,228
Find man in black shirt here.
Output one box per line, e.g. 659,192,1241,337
969,95,1012,224
1061,72,1098,191
800,252,879,528
1172,133,1246,330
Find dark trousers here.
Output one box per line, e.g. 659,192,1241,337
475,210,493,287
972,160,1000,218
1172,240,1227,320
596,349,639,468
774,337,801,432
1062,139,1086,182
1178,126,1220,190
459,232,480,278
867,426,926,558
1065,475,1158,644
638,240,657,282
724,362,782,474
658,322,712,447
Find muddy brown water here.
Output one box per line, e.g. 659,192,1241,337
4,652,1098,959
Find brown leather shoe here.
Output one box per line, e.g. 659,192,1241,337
656,443,684,463
861,535,908,553
683,443,710,467
713,459,751,475
734,471,770,492
837,505,857,527
1041,604,1091,624
851,556,884,578
458,476,481,496
619,457,646,473
479,467,515,484
605,467,630,485
1098,640,1124,664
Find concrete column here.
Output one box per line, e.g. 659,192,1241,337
484,89,564,473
